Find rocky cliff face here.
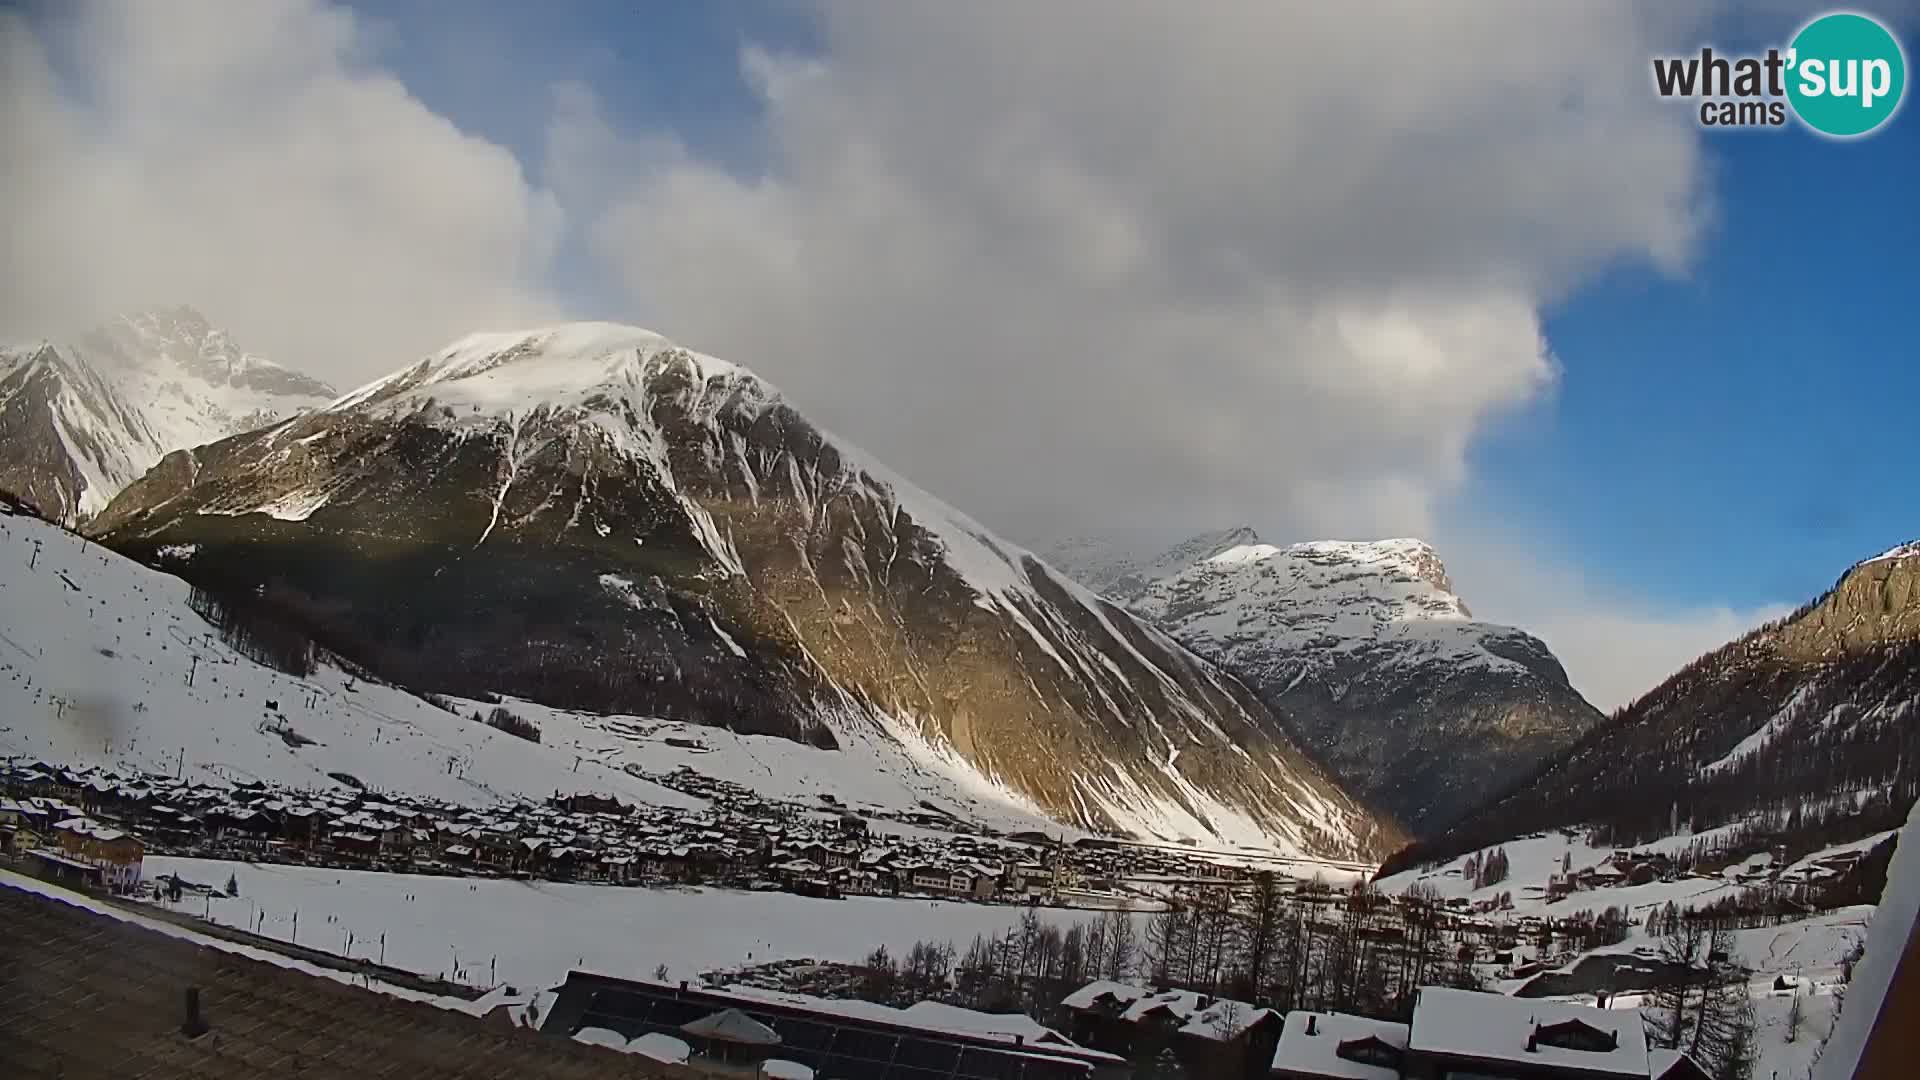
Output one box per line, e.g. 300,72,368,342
1048,532,1605,835
0,307,334,523
92,323,1397,859
1381,541,1920,876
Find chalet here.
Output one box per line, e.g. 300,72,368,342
1405,986,1647,1079
49,816,145,892
1270,1011,1407,1080
550,792,628,816
1062,982,1278,1080
1005,862,1053,893
282,805,326,847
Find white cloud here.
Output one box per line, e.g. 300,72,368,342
561,3,1709,547
0,0,566,387
550,3,1764,700
0,1,1779,708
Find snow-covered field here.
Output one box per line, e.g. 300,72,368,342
0,504,1059,832
144,855,1126,994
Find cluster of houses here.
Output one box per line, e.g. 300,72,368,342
0,757,1269,909
534,967,1710,1080
0,791,147,893
1529,839,1874,905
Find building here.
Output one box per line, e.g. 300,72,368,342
1061,982,1279,1080
1405,987,1647,1080
49,816,145,892
540,971,1112,1080
1270,1011,1407,1080
1265,987,1656,1080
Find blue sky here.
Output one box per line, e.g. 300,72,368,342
1474,115,1918,608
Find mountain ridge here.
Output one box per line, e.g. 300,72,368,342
0,307,335,523
88,321,1400,859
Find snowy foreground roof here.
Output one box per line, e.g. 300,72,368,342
1813,792,1920,1080
1270,1010,1408,1080
1408,986,1648,1077
1058,980,1269,1041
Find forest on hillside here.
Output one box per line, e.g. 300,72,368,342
1381,635,1920,878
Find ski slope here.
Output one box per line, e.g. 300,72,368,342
0,501,1060,828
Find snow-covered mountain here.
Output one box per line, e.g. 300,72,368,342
84,323,1397,859
0,307,335,523
1382,539,1920,879
1047,531,1605,834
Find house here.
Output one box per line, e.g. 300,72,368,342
1062,983,1277,1080
50,816,145,892
1405,986,1647,1079
1270,1011,1408,1080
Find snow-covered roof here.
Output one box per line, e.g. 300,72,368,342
1270,1011,1408,1080
761,1059,814,1080
1650,1048,1708,1079
1177,996,1271,1041
571,1025,627,1049
722,986,1121,1062
1408,986,1647,1077
1062,979,1150,1011
632,1032,691,1064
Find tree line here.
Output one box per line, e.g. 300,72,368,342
855,875,1482,1028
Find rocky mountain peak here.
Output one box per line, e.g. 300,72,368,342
82,306,336,399
1761,538,1920,663
1,308,336,522
1045,528,1600,834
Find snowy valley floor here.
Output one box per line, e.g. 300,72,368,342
138,855,1120,994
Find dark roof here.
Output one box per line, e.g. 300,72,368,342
544,972,1097,1080
683,1007,783,1045
0,881,667,1079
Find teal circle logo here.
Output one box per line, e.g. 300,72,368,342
1787,12,1907,137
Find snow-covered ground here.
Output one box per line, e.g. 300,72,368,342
0,868,454,1004
142,855,1133,994
0,503,1062,832
1382,815,1909,1080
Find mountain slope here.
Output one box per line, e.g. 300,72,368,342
88,323,1396,859
0,307,335,523
1048,531,1605,834
1379,541,1920,877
